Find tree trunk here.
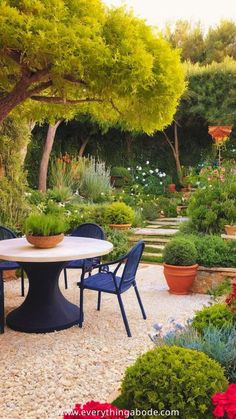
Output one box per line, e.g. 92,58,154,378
0,78,31,125
38,120,62,192
173,122,183,184
78,137,89,157
163,122,183,185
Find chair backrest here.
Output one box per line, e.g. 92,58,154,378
0,226,17,241
70,223,105,240
70,223,105,264
120,241,145,290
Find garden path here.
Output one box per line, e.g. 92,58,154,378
1,264,209,419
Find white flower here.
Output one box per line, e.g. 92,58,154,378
160,182,163,185
149,170,154,174
142,179,145,182
127,167,131,171
146,160,149,164
155,169,159,173
142,172,146,176
145,184,148,187
136,176,139,179
138,167,142,171
101,192,104,195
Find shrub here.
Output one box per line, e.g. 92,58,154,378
159,324,236,383
142,202,158,221
208,278,232,298
24,213,68,236
0,177,31,233
176,234,236,268
103,228,129,261
156,196,177,217
163,237,197,266
192,304,236,334
104,202,135,225
116,346,228,418
111,167,131,178
187,174,236,234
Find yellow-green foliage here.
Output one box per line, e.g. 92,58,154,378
0,0,185,133
192,304,236,334
116,346,228,419
104,202,135,224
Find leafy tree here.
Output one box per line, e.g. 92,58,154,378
164,20,205,63
205,20,236,64
0,0,185,134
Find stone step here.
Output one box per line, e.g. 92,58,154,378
130,236,170,244
156,217,189,222
133,228,178,236
145,244,165,250
143,252,163,258
146,224,178,229
147,220,181,226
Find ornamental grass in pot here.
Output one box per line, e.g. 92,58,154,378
24,213,68,248
163,237,198,295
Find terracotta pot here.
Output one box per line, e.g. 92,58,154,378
109,224,131,230
224,225,236,236
163,263,198,295
168,183,176,193
26,234,64,248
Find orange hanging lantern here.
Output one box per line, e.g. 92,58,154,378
208,126,232,146
208,125,233,166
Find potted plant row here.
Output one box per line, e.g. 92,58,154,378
163,237,198,295
24,213,68,248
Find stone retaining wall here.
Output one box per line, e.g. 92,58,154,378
191,266,236,294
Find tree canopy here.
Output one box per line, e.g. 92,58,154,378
165,19,236,65
0,0,185,133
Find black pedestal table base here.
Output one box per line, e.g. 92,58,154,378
6,262,80,333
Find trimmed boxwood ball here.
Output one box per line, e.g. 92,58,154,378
163,237,197,266
192,303,236,334
116,346,228,419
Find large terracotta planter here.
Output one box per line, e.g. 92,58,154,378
109,224,131,230
168,183,176,193
163,263,198,295
26,234,64,248
224,225,236,236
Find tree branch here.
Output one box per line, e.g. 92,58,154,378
109,98,123,115
30,95,105,104
63,75,86,85
163,130,176,157
28,80,53,96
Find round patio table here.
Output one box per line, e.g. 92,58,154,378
0,237,113,333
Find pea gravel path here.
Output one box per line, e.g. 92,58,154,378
1,265,210,419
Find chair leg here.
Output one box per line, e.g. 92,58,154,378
134,284,147,319
97,291,101,311
79,286,84,328
64,269,68,289
21,269,24,297
0,271,4,334
117,293,131,337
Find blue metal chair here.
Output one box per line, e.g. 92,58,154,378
77,240,146,337
63,223,105,289
0,226,25,333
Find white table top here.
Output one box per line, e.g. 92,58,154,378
0,237,113,263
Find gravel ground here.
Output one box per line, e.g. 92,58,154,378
1,265,210,419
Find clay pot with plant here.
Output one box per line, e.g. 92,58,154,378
163,237,198,295
24,213,68,248
104,202,135,230
223,201,236,236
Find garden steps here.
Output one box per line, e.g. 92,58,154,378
130,217,183,264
